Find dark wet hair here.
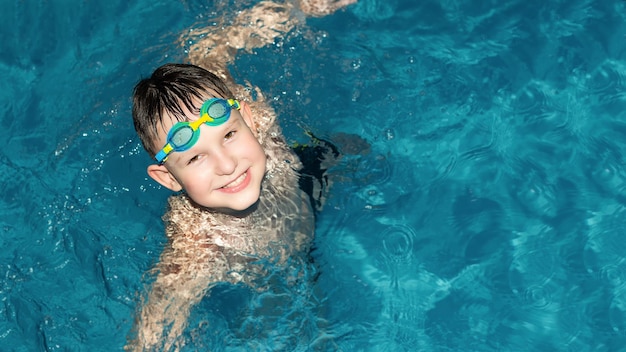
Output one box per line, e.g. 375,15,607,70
132,63,235,157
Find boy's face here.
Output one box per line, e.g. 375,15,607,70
147,99,267,212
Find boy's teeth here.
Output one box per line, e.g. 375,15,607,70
224,171,247,188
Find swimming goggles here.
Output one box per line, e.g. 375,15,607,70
155,98,241,163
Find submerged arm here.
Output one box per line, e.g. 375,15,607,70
126,243,234,351
297,0,358,17
184,0,357,83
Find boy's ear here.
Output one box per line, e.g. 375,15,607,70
239,101,258,136
147,164,183,192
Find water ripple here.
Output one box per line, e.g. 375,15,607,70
586,59,626,107
587,153,626,200
357,154,392,185
582,209,626,285
522,284,553,309
513,174,560,219
509,80,553,118
609,287,626,334
381,224,416,263
600,264,626,287
509,227,560,308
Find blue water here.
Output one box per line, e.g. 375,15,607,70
2,0,626,350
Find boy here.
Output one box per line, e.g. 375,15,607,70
126,0,356,350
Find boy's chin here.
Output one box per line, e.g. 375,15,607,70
186,186,262,215
211,198,260,217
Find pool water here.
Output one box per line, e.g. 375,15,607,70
2,0,626,350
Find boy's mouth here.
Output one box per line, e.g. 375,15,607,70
219,169,251,193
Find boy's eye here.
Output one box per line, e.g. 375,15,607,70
224,130,236,140
187,155,200,164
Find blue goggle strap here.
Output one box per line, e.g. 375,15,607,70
155,144,173,164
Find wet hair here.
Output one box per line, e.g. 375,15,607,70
132,63,236,157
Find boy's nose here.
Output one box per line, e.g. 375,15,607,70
213,148,237,175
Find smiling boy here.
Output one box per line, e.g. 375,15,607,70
128,63,316,351
126,0,357,350
146,95,267,212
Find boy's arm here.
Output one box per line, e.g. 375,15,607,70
126,273,204,351
183,0,357,137
185,0,357,81
126,245,233,351
297,0,358,17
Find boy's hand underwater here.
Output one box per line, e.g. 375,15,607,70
298,0,358,17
